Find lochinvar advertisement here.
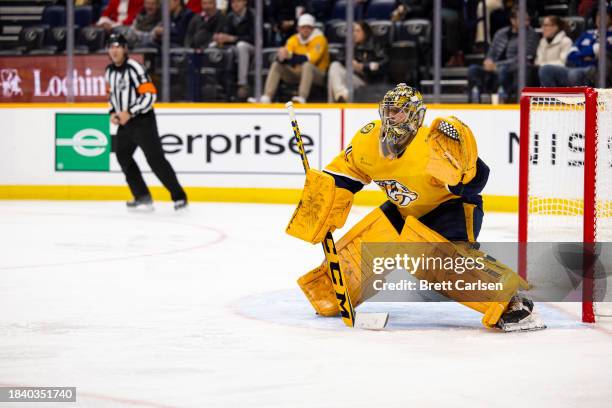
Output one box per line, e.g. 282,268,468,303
0,54,143,102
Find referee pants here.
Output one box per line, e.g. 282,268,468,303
115,111,187,202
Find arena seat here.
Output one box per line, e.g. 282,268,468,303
75,6,93,28
331,0,365,20
18,25,46,53
76,26,105,53
325,20,347,45
41,5,66,27
365,0,396,20
368,20,394,46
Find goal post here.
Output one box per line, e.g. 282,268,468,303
519,87,612,323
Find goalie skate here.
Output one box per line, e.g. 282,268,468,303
496,293,546,332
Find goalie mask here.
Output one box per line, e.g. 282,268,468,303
378,83,426,159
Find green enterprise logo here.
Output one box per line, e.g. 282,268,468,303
55,113,110,171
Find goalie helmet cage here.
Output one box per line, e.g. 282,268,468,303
519,87,612,323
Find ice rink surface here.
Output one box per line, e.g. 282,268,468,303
1,200,611,408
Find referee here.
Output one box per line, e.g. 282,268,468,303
105,33,188,211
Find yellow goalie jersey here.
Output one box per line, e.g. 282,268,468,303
326,120,470,219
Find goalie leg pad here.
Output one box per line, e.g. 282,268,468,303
403,216,525,327
298,205,528,328
298,206,403,316
297,264,339,317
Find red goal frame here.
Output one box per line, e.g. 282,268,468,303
519,87,598,323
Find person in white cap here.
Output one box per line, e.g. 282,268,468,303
249,13,329,104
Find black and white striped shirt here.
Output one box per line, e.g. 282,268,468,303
105,58,156,116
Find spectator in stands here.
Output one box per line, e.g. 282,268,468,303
267,0,309,46
467,6,538,102
327,21,388,102
390,0,433,22
250,13,329,103
539,6,612,87
97,0,144,33
153,0,193,47
212,0,255,100
579,0,597,17
185,0,225,48
129,0,162,48
536,16,573,86
186,0,202,13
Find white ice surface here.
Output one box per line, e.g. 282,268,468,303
0,201,611,408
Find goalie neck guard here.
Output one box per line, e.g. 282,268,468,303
378,83,426,159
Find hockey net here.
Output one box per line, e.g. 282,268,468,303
519,87,612,322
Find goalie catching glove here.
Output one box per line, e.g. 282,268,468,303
426,116,478,186
286,169,353,244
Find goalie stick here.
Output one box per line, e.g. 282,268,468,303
286,102,388,330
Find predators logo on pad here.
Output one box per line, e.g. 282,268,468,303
375,179,418,207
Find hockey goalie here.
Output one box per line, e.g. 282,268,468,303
286,83,545,332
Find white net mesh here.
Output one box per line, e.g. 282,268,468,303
595,90,612,315
527,90,612,242
526,89,612,317
527,95,587,241
595,89,612,243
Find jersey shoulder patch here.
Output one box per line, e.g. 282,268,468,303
360,122,376,134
